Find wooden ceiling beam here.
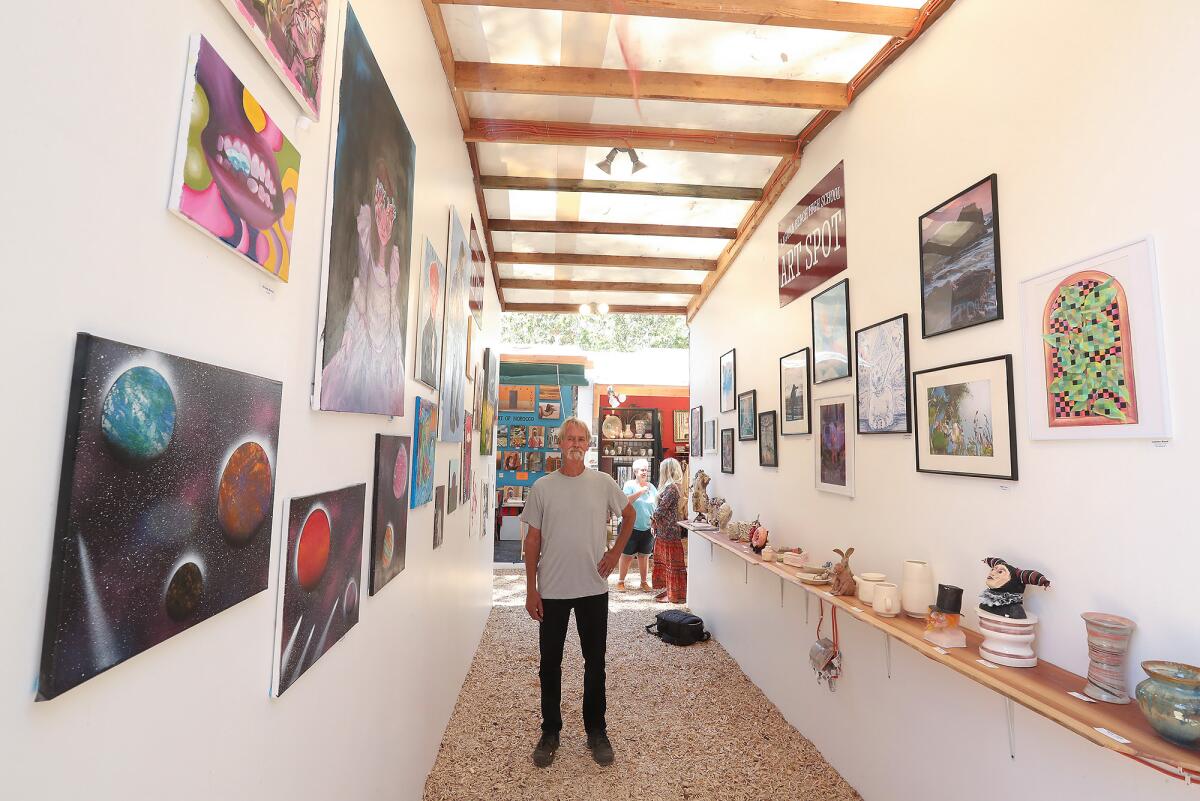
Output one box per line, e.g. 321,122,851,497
480,175,761,201
490,219,737,239
435,0,918,37
495,252,717,271
465,118,797,157
506,303,689,315
501,278,701,294
455,62,848,110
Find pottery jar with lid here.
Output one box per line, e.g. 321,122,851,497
1135,661,1200,749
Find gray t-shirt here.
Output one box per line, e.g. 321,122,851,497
521,469,629,599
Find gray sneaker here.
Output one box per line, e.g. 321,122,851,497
532,733,559,768
586,732,614,766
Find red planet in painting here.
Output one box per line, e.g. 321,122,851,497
295,507,331,590
217,441,273,543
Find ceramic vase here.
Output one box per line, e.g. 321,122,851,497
978,609,1039,667
1136,661,1200,749
900,560,935,619
1081,613,1136,704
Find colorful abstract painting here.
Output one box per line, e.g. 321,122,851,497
218,0,329,118
919,175,1002,337
815,396,854,496
913,355,1017,480
411,397,439,508
39,334,281,700
416,238,445,390
275,483,365,695
313,7,414,415
369,435,409,595
926,381,993,457
469,217,487,329
812,280,851,383
462,411,474,505
441,208,470,442
433,486,446,550
855,314,911,434
169,36,300,281
779,348,811,435
479,349,499,455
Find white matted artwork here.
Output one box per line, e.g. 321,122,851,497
913,355,1017,480
1018,238,1171,440
815,395,854,497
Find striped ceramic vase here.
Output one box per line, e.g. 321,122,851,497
1081,612,1136,704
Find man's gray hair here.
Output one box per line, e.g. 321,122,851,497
557,416,591,440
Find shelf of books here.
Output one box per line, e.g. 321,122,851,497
495,382,573,512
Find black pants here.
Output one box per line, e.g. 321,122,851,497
539,592,608,735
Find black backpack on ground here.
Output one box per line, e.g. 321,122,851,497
645,610,711,646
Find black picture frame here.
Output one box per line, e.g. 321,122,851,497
912,354,1018,481
720,349,737,412
690,405,703,454
812,278,852,384
854,313,912,434
779,347,812,436
918,174,1003,338
758,411,779,467
720,428,735,474
737,389,757,440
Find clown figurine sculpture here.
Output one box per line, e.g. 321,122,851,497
976,557,1052,667
979,557,1051,619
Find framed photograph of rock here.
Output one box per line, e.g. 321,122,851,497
720,349,736,412
369,434,409,595
812,279,851,383
720,428,735,474
919,174,1002,337
815,395,854,497
779,347,812,436
1018,238,1171,440
913,355,1017,480
689,405,702,453
854,314,911,434
737,390,757,441
758,411,779,467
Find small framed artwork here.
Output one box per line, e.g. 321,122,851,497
912,355,1017,480
758,411,779,467
689,406,702,451
737,390,757,441
779,347,812,435
812,279,851,383
855,313,911,434
704,420,717,455
675,409,690,443
720,428,735,474
919,174,1002,337
720,349,737,412
815,395,855,496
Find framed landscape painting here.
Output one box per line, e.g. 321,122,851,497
779,347,811,435
690,405,703,454
737,390,757,441
720,349,736,412
855,314,911,434
815,395,854,497
913,355,1017,480
758,411,779,467
720,428,735,474
1018,238,1171,440
812,280,851,383
919,174,1002,337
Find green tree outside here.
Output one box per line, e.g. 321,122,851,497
500,313,689,351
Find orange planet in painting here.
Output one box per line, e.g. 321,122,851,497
296,507,331,590
217,441,273,543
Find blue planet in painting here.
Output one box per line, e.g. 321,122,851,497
101,366,176,461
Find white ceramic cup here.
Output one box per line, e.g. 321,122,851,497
872,582,901,617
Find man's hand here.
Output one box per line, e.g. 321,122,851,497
526,587,544,622
598,548,620,578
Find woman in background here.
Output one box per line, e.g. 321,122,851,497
617,459,657,591
651,458,686,603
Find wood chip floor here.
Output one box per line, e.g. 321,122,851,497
424,570,860,801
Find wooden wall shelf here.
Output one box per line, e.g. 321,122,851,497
684,523,1200,784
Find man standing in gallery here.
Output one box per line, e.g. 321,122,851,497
522,417,635,768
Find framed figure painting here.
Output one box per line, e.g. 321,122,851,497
779,348,811,435
855,314,911,434
812,280,851,383
720,349,736,412
919,174,1002,337
720,428,735,474
689,406,702,453
414,239,445,391
815,395,854,496
1018,238,1171,440
440,207,470,442
758,411,779,467
737,390,757,441
913,355,1017,480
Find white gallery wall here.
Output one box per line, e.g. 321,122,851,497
1,2,495,799
688,1,1197,799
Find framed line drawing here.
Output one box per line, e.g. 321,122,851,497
854,313,911,434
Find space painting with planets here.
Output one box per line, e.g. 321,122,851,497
275,483,365,696
369,434,410,595
38,334,281,701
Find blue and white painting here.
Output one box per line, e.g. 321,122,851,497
720,349,736,412
855,314,910,433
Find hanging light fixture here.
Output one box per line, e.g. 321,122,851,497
595,147,619,175
628,148,647,174
595,147,647,175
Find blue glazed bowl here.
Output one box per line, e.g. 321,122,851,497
1136,661,1200,749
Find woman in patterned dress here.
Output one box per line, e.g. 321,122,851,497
650,458,687,604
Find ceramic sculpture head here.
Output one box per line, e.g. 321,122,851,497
979,557,1051,619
